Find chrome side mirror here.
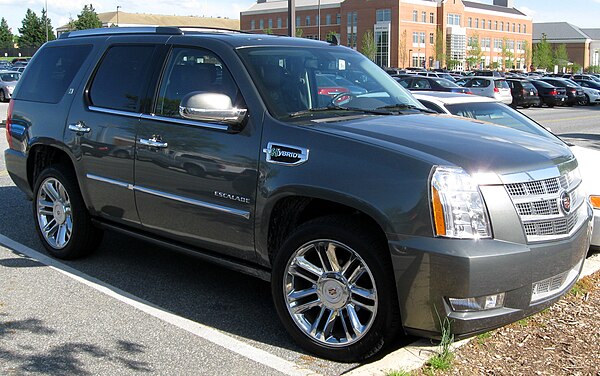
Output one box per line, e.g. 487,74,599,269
179,92,247,129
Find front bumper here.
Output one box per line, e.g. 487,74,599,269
389,217,591,338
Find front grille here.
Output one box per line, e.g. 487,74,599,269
505,169,583,242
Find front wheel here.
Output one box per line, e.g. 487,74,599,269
33,165,103,259
271,216,400,362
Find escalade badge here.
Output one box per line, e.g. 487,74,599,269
560,191,571,214
263,143,309,166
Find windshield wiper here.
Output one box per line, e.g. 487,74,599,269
289,105,395,118
376,104,437,114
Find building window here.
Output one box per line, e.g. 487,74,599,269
512,23,515,32
277,18,282,28
306,16,310,26
430,33,434,44
488,20,491,29
468,17,472,27
482,19,485,29
336,13,341,24
268,19,273,29
259,19,264,29
419,32,426,44
500,21,504,31
296,17,300,27
376,9,391,22
413,32,419,45
422,11,426,23
475,18,479,28
347,12,358,48
495,21,498,30
524,24,527,33
250,20,255,30
447,14,460,26
507,40,514,50
326,14,331,25
375,26,390,67
494,38,503,50
482,37,490,49
315,15,319,26
413,10,418,22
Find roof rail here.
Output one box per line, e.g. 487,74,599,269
59,26,183,39
176,26,248,34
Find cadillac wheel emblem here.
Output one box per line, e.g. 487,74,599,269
560,191,571,214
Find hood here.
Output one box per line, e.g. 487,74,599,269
313,113,573,176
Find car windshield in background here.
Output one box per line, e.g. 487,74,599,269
445,102,550,137
433,78,460,88
0,73,20,82
238,46,423,120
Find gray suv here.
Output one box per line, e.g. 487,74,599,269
5,27,592,362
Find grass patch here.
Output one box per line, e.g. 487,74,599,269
571,276,594,297
386,370,411,376
425,315,455,373
476,331,492,344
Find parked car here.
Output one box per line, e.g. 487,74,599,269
317,73,368,95
0,61,12,70
567,79,600,105
466,70,503,77
395,76,472,94
415,71,456,81
459,76,512,104
539,77,585,106
0,70,21,102
506,78,540,108
413,91,600,249
5,27,591,362
572,74,600,83
529,80,568,107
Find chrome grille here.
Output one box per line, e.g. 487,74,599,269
505,169,583,242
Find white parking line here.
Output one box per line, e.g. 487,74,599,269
0,234,321,376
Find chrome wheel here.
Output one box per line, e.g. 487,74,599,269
283,239,378,347
36,177,73,249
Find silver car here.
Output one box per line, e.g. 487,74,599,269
459,76,512,104
0,71,21,102
414,91,600,248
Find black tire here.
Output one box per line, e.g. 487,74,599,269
522,104,531,109
32,165,103,259
582,94,590,106
547,103,554,108
271,215,400,362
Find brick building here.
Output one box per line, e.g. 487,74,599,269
533,22,600,70
240,0,532,70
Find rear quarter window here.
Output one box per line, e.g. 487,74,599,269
14,45,92,104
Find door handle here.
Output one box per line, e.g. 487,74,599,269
139,137,168,148
68,121,91,133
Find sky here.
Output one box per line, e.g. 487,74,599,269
0,0,599,35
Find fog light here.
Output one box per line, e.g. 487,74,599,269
590,196,600,209
448,293,505,312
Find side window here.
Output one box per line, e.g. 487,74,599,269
89,45,155,112
156,47,240,118
15,45,92,104
414,79,431,89
397,79,410,88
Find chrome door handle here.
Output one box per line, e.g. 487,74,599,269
139,138,168,148
68,122,91,133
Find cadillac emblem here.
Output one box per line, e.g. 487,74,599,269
560,191,571,214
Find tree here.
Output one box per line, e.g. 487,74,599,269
18,9,45,48
40,9,56,42
263,27,273,35
553,44,569,71
0,18,13,50
73,4,102,30
398,30,407,68
295,28,303,38
433,26,445,67
533,33,553,71
501,38,514,70
360,30,376,62
522,40,532,71
466,34,483,70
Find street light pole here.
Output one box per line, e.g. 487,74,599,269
117,6,121,26
45,0,48,42
318,0,321,40
288,0,296,37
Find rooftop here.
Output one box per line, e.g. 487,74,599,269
533,22,590,42
463,1,527,16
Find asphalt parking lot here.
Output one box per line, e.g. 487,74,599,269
1,102,599,375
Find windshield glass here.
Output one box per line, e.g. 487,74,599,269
445,102,550,137
0,72,20,82
237,46,423,120
433,78,460,88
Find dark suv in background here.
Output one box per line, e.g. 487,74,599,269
4,27,592,362
506,79,540,108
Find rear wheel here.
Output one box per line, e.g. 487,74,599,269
580,94,590,106
271,216,400,362
33,165,103,259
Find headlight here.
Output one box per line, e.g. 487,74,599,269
430,166,491,239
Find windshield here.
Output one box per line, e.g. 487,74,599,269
237,46,423,120
433,78,460,88
0,72,20,82
445,102,550,137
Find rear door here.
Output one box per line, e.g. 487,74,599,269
66,38,168,226
134,44,261,262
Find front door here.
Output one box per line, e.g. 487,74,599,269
134,46,260,261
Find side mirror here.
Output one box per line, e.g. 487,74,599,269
179,92,247,130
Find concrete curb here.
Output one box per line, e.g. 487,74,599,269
344,252,600,375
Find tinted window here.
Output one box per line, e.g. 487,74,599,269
533,80,554,88
15,45,92,104
418,100,445,113
155,47,240,118
89,45,155,112
494,80,509,89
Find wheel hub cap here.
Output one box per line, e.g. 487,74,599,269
317,274,350,310
53,202,67,225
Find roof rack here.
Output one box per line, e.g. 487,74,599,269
58,26,248,39
59,26,183,39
